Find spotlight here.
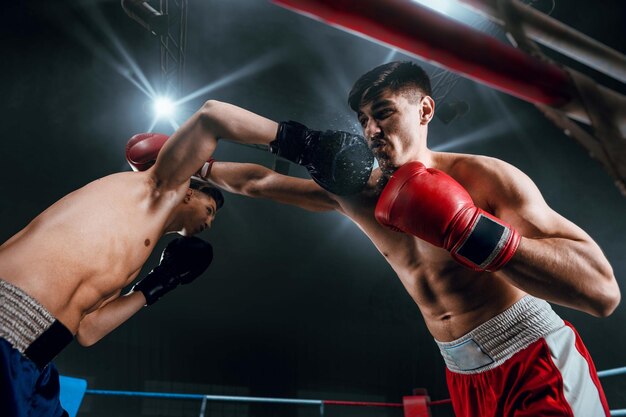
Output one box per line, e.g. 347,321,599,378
153,97,175,118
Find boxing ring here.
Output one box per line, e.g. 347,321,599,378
59,364,626,416
78,1,625,416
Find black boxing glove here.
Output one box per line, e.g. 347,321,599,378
269,121,374,195
133,237,213,305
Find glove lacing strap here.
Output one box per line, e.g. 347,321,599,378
450,210,521,272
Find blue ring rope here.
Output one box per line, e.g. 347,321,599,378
598,366,626,378
85,390,322,405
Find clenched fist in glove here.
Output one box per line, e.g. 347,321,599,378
375,162,520,272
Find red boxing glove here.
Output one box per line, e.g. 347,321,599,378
126,132,169,171
125,133,215,179
375,162,521,272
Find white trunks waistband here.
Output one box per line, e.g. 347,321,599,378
435,296,564,374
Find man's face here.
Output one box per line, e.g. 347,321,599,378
357,89,430,173
179,191,218,236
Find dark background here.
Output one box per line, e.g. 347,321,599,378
1,1,625,416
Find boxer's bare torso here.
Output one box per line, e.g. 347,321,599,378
335,152,526,342
0,171,188,333
199,100,615,340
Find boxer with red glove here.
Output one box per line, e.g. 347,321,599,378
375,161,521,272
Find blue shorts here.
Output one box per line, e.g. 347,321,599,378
0,279,72,417
0,337,68,417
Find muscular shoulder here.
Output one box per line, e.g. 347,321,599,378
444,153,541,213
441,153,594,242
96,170,187,207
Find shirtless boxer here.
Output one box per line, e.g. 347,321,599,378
0,133,224,417
129,61,620,416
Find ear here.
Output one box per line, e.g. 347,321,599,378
184,188,193,203
420,96,435,125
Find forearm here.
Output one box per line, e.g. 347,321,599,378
76,291,146,347
206,161,272,196
501,237,620,317
207,161,339,212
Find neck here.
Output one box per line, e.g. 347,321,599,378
403,127,431,165
410,147,434,167
163,210,184,235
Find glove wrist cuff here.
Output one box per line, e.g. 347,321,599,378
450,210,521,272
195,159,215,181
269,121,312,164
132,265,173,306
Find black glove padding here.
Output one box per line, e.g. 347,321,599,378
133,237,213,305
269,121,374,196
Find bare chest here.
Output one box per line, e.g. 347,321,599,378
338,196,519,340
0,172,179,325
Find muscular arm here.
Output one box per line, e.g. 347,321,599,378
151,100,279,190
75,290,146,347
477,161,620,317
208,161,339,212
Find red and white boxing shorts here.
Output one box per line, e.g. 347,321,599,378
436,296,610,417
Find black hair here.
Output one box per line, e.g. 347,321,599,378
190,179,224,210
348,61,432,112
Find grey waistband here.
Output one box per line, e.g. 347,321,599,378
0,279,56,353
435,296,564,374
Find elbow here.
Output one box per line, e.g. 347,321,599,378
591,297,619,318
76,333,98,347
199,100,224,125
242,178,264,198
201,99,222,113
590,274,621,318
198,99,232,140
240,168,272,198
75,324,103,347
594,289,620,318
